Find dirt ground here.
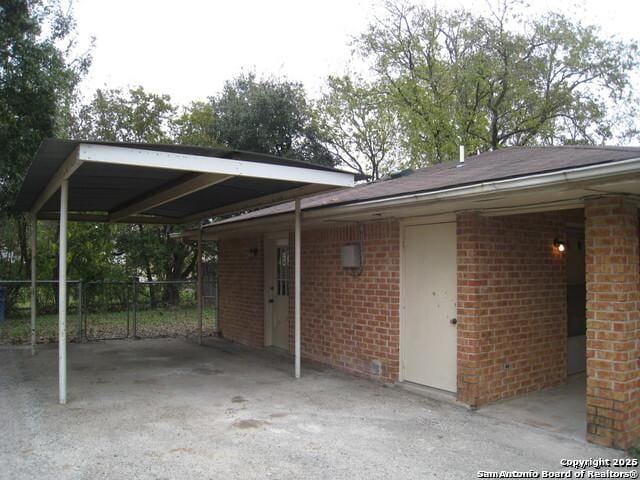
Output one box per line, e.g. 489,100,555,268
0,338,634,479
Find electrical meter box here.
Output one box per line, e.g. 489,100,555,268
341,243,361,269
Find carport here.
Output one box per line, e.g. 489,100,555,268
13,139,355,404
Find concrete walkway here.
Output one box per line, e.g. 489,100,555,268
480,373,587,443
0,338,632,479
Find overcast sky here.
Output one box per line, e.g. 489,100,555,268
73,0,640,106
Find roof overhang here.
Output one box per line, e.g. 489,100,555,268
14,140,356,223
180,156,640,240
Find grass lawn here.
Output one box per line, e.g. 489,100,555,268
0,307,216,344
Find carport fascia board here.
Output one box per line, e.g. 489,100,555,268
78,144,354,187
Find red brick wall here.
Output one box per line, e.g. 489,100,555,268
217,236,264,346
457,212,568,406
217,211,578,405
585,196,640,449
216,222,401,382
287,221,401,382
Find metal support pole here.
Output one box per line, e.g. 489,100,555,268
294,198,301,379
30,214,37,355
214,269,220,334
197,227,203,345
59,179,68,405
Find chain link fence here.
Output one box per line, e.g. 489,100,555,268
0,280,82,343
0,276,218,345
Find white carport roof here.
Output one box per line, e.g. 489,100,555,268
15,139,355,405
14,139,355,223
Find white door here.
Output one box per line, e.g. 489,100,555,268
402,222,457,392
264,238,290,350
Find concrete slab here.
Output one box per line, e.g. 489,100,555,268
0,339,631,479
479,374,586,443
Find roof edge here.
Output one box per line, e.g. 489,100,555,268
185,155,640,237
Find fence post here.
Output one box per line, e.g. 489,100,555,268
132,278,138,339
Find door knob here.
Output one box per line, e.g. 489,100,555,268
450,318,457,325
268,299,274,303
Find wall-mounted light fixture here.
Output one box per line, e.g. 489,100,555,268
553,238,567,252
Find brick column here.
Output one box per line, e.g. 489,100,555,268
585,196,640,449
456,212,491,407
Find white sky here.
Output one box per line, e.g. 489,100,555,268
73,0,640,106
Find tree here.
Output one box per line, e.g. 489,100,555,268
0,0,90,211
0,0,90,290
206,73,336,166
70,86,195,303
71,86,175,143
316,75,403,180
114,224,196,306
172,101,218,147
356,0,639,165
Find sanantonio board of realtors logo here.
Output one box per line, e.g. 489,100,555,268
477,471,542,478
478,458,639,478
477,466,638,479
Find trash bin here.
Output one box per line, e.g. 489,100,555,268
0,287,5,324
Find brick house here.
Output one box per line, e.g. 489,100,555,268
191,146,640,449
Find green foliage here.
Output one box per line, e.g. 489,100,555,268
357,0,639,165
0,215,29,300
0,0,90,294
71,86,175,143
187,72,336,166
0,305,215,344
67,223,125,282
172,101,218,147
115,224,196,283
0,0,90,212
316,75,403,180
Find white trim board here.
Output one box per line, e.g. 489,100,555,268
78,144,355,187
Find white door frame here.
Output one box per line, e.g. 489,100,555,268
263,232,290,347
399,214,457,383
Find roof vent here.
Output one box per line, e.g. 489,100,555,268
389,168,414,179
457,145,465,168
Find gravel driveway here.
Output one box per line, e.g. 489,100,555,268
0,338,634,479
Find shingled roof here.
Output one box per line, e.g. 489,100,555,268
205,145,640,227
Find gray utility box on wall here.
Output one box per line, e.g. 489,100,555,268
341,243,362,269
